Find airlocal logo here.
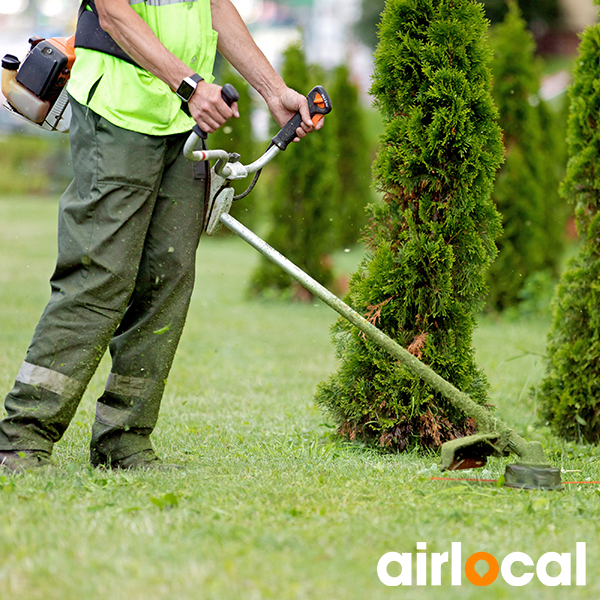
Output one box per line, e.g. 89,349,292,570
377,542,586,587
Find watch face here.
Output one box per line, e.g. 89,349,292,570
177,78,196,102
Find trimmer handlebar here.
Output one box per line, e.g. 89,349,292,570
183,84,332,178
192,83,240,140
271,85,332,151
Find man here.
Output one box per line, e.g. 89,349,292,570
0,0,320,471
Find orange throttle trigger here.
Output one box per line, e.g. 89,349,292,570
311,93,326,126
307,86,331,128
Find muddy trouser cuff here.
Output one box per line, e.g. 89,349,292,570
0,96,204,457
0,370,86,453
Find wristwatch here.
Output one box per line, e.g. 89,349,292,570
176,73,203,113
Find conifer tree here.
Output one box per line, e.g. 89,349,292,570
249,44,339,297
315,0,503,450
209,61,257,225
537,97,569,276
330,64,371,249
539,8,600,443
486,2,548,310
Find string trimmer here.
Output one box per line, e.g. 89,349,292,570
186,84,561,491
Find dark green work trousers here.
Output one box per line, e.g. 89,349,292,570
0,96,205,463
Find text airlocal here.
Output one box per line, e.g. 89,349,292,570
378,542,586,587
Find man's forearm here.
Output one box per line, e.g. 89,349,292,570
210,0,315,134
210,0,286,100
100,0,285,101
95,0,309,135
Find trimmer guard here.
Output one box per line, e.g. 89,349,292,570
440,433,510,471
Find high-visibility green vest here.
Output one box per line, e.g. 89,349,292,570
68,0,218,136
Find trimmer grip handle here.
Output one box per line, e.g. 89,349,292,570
271,85,332,151
193,83,240,139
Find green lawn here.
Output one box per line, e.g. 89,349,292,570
0,196,598,600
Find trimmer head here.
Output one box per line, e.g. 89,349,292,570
504,463,562,490
441,435,563,490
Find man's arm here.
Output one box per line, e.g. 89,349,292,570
210,0,321,140
95,0,236,133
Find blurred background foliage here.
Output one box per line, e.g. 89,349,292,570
355,0,564,48
0,133,72,195
0,0,589,318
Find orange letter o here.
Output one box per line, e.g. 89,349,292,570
465,552,499,586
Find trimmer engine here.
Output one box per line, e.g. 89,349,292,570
2,35,75,132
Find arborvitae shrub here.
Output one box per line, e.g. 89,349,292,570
209,62,257,227
314,0,503,450
249,44,339,298
537,97,569,276
486,3,553,311
329,64,371,249
211,61,255,165
538,8,600,443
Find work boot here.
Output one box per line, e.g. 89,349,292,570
91,449,183,471
0,450,51,473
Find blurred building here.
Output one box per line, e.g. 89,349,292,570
535,0,598,53
561,0,597,31
247,0,371,94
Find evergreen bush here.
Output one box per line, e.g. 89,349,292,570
538,7,600,443
209,61,258,226
0,134,72,195
315,0,503,451
329,64,371,249
486,3,550,310
537,97,569,275
249,43,339,298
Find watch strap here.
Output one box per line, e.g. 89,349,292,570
176,73,204,107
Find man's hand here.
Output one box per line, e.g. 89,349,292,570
267,86,324,142
188,81,239,134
